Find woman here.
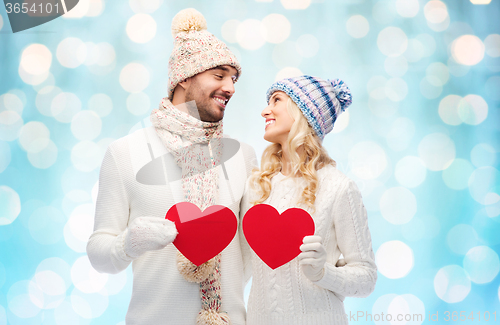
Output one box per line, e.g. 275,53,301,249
242,75,377,325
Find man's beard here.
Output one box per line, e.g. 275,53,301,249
185,81,222,123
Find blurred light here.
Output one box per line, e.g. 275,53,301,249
468,166,499,205
0,141,10,173
369,97,399,118
83,42,100,66
404,38,425,62
458,94,488,125
346,15,369,39
439,94,462,125
418,133,455,171
221,19,240,44
0,14,3,31
395,156,426,188
32,73,56,93
396,0,419,17
348,141,388,180
70,288,109,319
36,258,72,292
71,141,103,172
484,34,500,57
62,189,92,216
424,0,448,23
426,62,449,86
261,14,291,44
0,186,21,226
442,158,475,190
280,0,311,10
275,67,303,81
463,246,500,284
7,281,41,318
63,0,89,18
129,0,163,13
447,224,479,255
452,35,485,66
57,37,87,69
86,0,104,16
416,33,437,57
119,63,150,93
376,240,414,279
295,34,319,58
27,140,58,169
380,187,417,225
0,306,5,325
71,256,108,294
127,92,151,116
385,77,408,102
384,56,408,77
272,41,301,69
401,216,425,241
372,0,397,25
88,94,113,117
96,42,116,66
387,116,415,152
0,111,23,141
434,265,471,303
126,14,157,44
20,44,52,76
485,76,500,100
331,111,349,134
0,93,24,114
64,204,95,253
470,0,492,4
367,75,387,100
18,65,49,85
427,16,450,32
447,57,470,77
31,270,66,309
36,86,62,117
51,92,82,123
19,121,50,153
54,300,91,325
236,19,266,50
388,294,425,324
101,271,127,296
71,111,102,141
377,27,408,57
471,143,496,168
419,76,442,99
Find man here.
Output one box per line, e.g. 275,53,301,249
87,8,256,325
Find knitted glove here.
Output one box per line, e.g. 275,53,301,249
123,216,178,258
298,235,327,282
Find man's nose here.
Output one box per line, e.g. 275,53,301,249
221,78,235,96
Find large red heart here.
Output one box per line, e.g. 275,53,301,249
243,204,315,270
165,202,237,266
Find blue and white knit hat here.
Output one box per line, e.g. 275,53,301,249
266,75,352,140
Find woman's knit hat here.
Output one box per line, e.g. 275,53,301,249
168,8,242,99
266,75,352,140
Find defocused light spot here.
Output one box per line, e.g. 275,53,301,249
129,0,163,13
262,14,290,44
376,240,414,279
62,189,92,216
439,94,462,125
236,19,266,50
348,141,388,180
401,216,425,241
295,34,319,58
468,166,499,205
369,97,399,118
485,76,500,100
71,256,108,294
0,186,21,226
0,111,23,141
18,65,49,85
452,35,485,66
280,0,311,10
470,0,492,4
86,0,104,16
377,27,408,57
426,62,449,87
448,57,470,77
51,92,82,123
424,1,448,23
64,204,95,253
70,288,108,319
221,19,240,44
71,141,103,172
419,76,442,99
384,56,408,77
386,117,415,152
36,258,72,292
96,42,116,67
19,121,50,153
385,77,407,102
88,94,113,117
0,14,3,31
119,63,150,93
447,224,479,255
372,1,397,25
126,14,157,44
0,93,24,114
54,299,90,324
101,271,127,296
7,281,41,318
83,42,100,66
36,86,62,117
57,38,87,69
484,34,500,57
127,92,150,116
331,111,349,134
418,133,455,171
442,158,475,190
367,75,387,100
27,140,58,169
389,294,425,325
346,15,369,39
71,111,102,141
0,142,10,173
458,94,488,125
396,0,419,17
471,143,496,168
20,44,52,76
434,265,471,303
416,33,437,57
464,246,500,284
380,187,417,225
272,41,301,69
31,270,66,309
275,67,303,81
395,156,426,188
63,0,89,18
404,38,425,62
29,206,66,245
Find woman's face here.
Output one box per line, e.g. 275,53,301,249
261,91,295,145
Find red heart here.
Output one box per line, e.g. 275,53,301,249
165,202,237,266
243,204,315,270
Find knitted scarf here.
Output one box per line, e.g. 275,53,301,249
151,98,230,325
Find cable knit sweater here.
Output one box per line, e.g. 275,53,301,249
241,164,377,325
86,126,256,325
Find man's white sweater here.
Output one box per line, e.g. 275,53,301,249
86,126,256,325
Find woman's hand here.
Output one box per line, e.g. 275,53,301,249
298,235,327,282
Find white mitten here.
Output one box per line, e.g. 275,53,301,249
298,235,327,282
123,216,177,258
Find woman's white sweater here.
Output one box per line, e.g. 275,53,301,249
241,164,377,325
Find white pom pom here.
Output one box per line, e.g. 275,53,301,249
171,8,207,37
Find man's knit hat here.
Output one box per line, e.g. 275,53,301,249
266,75,352,140
168,8,242,99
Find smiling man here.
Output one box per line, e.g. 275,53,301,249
87,8,256,325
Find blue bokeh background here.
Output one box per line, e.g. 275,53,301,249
1,0,499,324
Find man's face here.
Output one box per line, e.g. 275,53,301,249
184,65,238,122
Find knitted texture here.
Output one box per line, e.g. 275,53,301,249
150,98,229,324
266,75,352,140
168,8,242,99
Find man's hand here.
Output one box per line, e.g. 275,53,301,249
124,217,178,258
298,235,327,282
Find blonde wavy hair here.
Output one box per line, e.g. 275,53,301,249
249,96,335,211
